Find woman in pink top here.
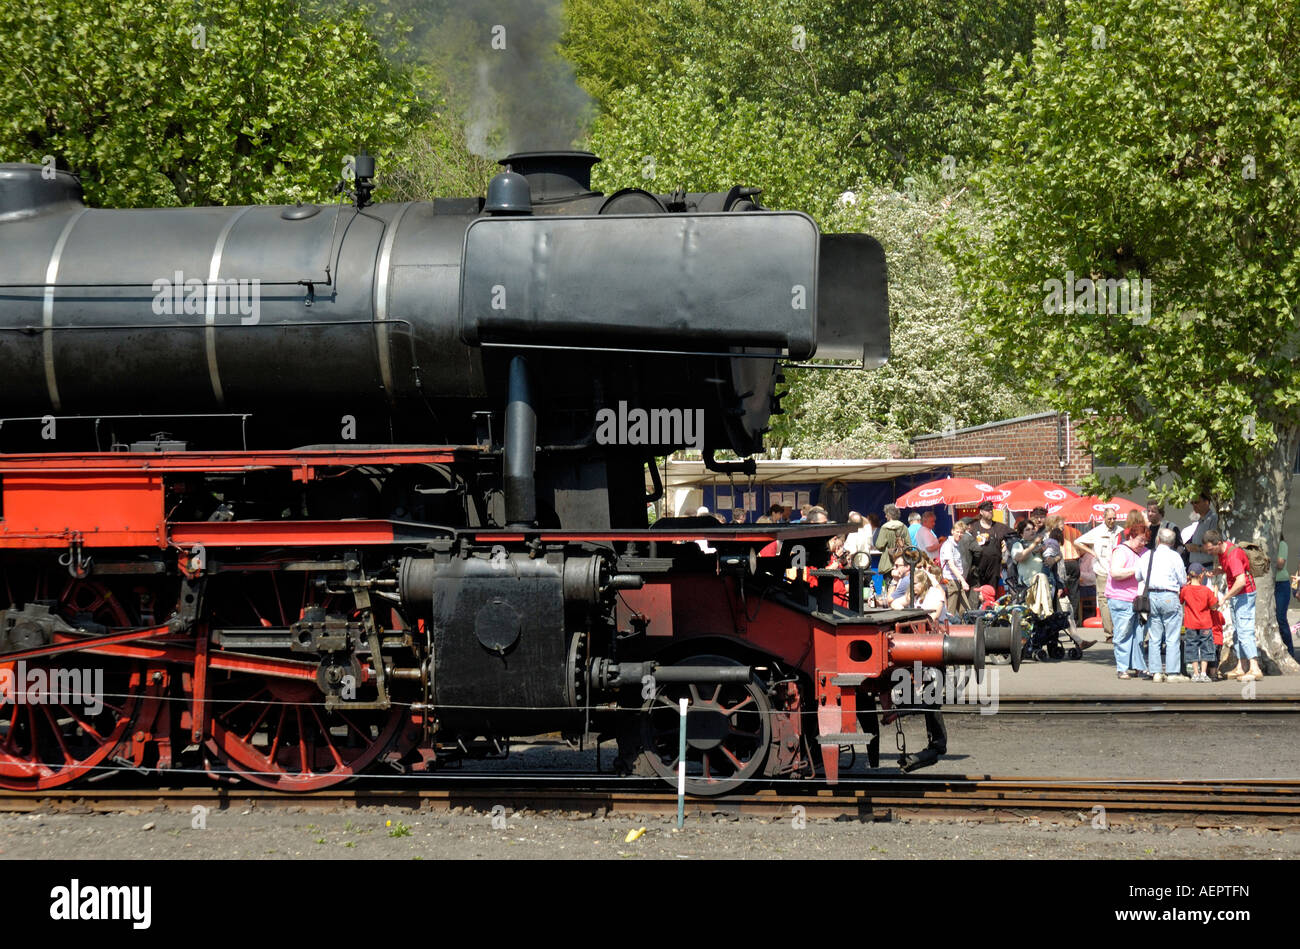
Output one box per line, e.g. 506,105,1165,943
1107,512,1149,678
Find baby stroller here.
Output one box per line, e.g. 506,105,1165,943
962,596,1024,672
1002,564,1089,662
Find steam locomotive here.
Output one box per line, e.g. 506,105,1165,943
0,152,1010,795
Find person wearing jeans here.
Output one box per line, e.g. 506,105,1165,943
1276,536,1293,656
1203,529,1264,681
1108,597,1141,676
1106,514,1150,678
1078,510,1122,640
1137,528,1189,679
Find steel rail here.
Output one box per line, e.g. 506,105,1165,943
4,777,1299,824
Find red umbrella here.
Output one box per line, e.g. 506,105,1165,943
993,479,1079,512
896,476,1001,508
1052,494,1143,523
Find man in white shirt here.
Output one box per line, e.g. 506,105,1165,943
1184,493,1218,568
695,506,716,554
914,510,942,561
1135,527,1189,681
939,520,970,616
1076,509,1122,640
843,511,876,559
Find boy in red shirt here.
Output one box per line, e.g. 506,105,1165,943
1180,564,1219,682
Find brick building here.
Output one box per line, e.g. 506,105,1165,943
910,412,1093,489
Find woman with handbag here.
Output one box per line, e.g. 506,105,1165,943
1107,512,1151,679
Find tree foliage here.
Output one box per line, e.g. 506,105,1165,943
567,0,1058,183
381,112,497,201
0,0,427,207
774,180,1037,458
939,0,1300,668
939,0,1300,508
586,61,859,217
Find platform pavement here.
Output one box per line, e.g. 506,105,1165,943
984,642,1300,702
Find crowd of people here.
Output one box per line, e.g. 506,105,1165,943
732,493,1296,677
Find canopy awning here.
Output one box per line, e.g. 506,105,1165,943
658,456,1005,489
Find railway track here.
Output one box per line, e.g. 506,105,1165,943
952,698,1300,713
4,775,1299,827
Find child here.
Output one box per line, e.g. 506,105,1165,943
1209,607,1226,679
1179,564,1219,682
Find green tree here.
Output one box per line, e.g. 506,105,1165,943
0,0,427,207
561,0,661,107
940,0,1300,671
586,61,861,216
773,179,1037,458
567,0,1058,183
381,113,497,201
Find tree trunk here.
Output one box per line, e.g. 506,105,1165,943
1223,422,1300,674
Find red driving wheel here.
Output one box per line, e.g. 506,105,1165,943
0,578,146,790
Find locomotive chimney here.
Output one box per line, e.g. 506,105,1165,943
499,151,600,204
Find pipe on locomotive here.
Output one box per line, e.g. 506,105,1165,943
503,354,537,527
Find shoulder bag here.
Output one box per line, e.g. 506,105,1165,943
1132,545,1154,622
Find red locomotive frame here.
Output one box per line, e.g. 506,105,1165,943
0,446,989,794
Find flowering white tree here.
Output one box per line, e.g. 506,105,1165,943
776,183,1036,459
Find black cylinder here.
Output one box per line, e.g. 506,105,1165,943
504,354,537,527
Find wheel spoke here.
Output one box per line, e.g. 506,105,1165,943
2,703,19,751
720,745,745,771
59,704,106,743
207,675,401,791
225,686,271,723
725,695,755,715
295,707,310,774
334,710,371,743
267,707,286,763
41,705,76,765
242,591,267,627
308,706,345,769
25,705,41,763
271,574,288,628
239,698,273,744
688,683,701,703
